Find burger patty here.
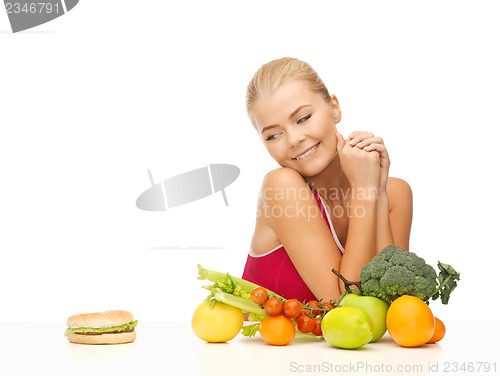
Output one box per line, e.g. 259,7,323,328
75,328,135,335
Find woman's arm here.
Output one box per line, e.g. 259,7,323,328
376,193,394,252
337,189,378,284
261,168,343,302
334,133,382,283
336,180,413,284
386,177,413,250
347,132,413,251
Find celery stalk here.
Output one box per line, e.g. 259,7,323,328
198,264,260,292
214,289,267,320
198,264,285,301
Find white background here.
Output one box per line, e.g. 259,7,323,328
1,0,499,328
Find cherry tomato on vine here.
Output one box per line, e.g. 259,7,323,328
264,297,282,316
304,300,320,317
251,287,268,306
311,318,323,336
321,302,334,312
296,314,315,333
282,299,302,319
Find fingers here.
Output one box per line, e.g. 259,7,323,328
348,132,384,150
348,131,374,144
357,137,384,150
349,132,379,146
363,142,386,153
363,142,390,169
347,131,389,167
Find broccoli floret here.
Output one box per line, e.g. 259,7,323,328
380,266,416,298
376,244,399,261
360,256,391,280
397,252,425,275
360,245,459,304
360,279,392,302
388,247,411,266
420,264,438,280
413,275,437,301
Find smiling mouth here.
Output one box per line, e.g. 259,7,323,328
292,143,320,160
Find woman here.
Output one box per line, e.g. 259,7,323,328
241,57,413,303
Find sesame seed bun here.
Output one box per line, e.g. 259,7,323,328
67,310,134,329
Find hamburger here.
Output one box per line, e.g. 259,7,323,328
65,310,137,344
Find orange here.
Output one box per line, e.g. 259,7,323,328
427,317,446,343
386,295,435,347
259,315,295,346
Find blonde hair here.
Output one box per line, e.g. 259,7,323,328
246,57,331,128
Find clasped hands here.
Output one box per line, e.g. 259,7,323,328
335,131,390,197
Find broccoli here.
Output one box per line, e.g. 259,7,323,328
360,245,460,304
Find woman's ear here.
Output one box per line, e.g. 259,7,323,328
330,94,342,124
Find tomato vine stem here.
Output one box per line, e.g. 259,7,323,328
330,267,363,295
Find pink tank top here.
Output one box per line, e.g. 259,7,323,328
241,186,345,302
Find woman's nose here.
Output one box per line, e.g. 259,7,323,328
287,128,306,147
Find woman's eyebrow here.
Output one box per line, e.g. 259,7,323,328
261,124,278,135
261,105,312,135
289,104,312,119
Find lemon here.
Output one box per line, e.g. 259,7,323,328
191,302,244,342
321,307,374,349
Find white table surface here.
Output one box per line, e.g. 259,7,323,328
1,320,498,376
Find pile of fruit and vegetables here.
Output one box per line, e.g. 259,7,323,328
192,245,460,349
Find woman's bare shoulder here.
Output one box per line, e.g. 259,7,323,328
252,168,308,255
387,177,412,203
261,167,308,191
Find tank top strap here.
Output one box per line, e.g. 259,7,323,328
308,185,345,254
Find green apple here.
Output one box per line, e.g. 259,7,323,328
340,293,389,342
321,306,374,349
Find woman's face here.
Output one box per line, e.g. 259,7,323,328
251,79,341,177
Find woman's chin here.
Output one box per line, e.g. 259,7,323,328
298,155,338,178
296,164,325,178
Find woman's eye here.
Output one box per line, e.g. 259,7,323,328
297,114,312,124
265,133,281,141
